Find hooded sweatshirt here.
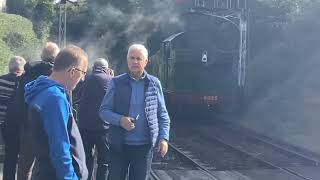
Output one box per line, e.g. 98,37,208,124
25,75,79,180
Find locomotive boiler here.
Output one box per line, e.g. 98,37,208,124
149,0,249,116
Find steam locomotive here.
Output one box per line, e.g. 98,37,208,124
149,0,249,116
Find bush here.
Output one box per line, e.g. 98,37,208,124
0,13,41,74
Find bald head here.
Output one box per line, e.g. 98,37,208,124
93,58,109,70
49,45,88,91
41,42,60,62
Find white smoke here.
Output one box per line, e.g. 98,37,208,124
240,2,320,154
76,1,183,69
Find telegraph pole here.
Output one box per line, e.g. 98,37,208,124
58,0,67,48
56,0,78,107
57,0,78,48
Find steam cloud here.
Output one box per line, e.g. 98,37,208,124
240,2,320,154
77,0,183,69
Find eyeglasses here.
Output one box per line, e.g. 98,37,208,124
72,67,87,76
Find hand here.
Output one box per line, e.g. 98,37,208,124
107,68,114,77
158,139,168,157
120,116,135,131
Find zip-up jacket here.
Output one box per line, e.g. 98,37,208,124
25,76,88,180
99,72,170,148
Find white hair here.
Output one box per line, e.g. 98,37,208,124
127,44,148,60
9,56,26,73
41,42,60,62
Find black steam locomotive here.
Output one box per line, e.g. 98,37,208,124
149,0,249,116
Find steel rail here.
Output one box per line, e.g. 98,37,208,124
204,132,313,180
223,122,320,166
150,169,161,180
169,143,220,180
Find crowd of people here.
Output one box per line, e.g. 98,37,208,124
0,42,171,180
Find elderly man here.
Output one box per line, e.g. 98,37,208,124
99,44,170,180
24,45,88,180
12,41,60,180
78,58,114,180
0,56,26,180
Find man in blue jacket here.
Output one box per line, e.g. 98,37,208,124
24,45,89,180
99,44,170,180
78,58,114,180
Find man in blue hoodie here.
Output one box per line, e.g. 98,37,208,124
24,45,89,180
99,44,170,180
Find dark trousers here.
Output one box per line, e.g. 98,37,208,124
1,125,20,180
107,144,153,180
80,129,110,180
17,125,34,180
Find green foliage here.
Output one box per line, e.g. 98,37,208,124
7,0,56,40
26,0,56,40
0,42,12,74
0,13,41,74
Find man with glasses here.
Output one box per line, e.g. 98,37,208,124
99,44,170,180
73,67,87,76
24,45,89,180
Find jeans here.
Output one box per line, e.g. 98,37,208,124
80,129,110,180
107,144,153,180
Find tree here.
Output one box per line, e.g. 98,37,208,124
7,0,56,41
0,13,42,74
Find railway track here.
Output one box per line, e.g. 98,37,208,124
221,121,320,166
203,131,314,180
150,142,219,180
209,121,320,180
171,119,320,180
168,142,219,180
150,169,161,180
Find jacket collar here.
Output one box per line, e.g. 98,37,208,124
126,71,151,82
125,71,151,91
